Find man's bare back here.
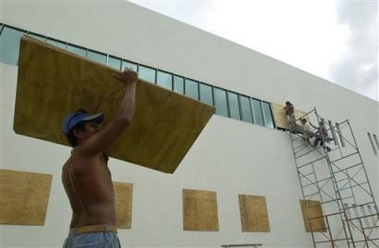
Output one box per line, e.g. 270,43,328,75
62,150,116,228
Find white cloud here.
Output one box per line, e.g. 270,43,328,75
204,0,351,79
329,0,378,101
130,0,378,101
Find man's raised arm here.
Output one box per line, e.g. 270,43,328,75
81,69,138,155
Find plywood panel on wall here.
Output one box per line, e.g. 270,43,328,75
182,189,219,231
271,103,309,130
14,36,215,174
0,169,53,225
300,200,327,232
113,182,133,229
239,194,270,232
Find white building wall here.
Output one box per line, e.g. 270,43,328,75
1,1,378,247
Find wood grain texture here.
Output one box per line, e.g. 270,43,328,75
300,200,327,232
182,189,219,231
0,169,53,225
239,195,270,232
113,182,133,229
14,36,215,173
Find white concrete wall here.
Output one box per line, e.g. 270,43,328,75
1,1,378,247
1,63,309,247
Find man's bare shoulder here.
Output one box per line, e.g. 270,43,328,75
65,148,102,173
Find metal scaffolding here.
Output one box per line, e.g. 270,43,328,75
289,108,379,247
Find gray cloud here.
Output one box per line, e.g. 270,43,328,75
329,1,378,100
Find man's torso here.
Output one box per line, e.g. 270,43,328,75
62,150,116,228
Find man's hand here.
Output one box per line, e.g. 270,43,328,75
113,68,138,85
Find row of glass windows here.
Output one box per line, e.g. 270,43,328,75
0,23,275,129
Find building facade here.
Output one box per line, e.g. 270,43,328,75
1,1,378,247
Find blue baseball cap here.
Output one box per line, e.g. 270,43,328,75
62,111,104,134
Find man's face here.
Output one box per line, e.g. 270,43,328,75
84,121,100,132
79,121,101,141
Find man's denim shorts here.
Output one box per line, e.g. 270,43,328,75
63,227,121,248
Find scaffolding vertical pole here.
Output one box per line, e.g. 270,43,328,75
328,120,338,146
336,122,345,148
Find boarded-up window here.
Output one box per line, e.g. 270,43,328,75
182,189,219,231
113,182,133,229
0,169,53,225
300,200,327,232
239,195,270,232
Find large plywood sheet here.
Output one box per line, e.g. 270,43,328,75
0,169,53,225
239,195,270,232
271,103,309,130
113,182,133,229
300,200,327,232
182,189,219,231
14,36,215,173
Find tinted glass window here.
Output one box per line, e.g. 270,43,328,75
240,95,253,123
46,38,66,49
214,88,228,117
173,75,184,94
0,26,25,65
157,71,173,90
27,33,46,41
122,60,138,72
87,50,107,64
252,98,264,126
107,56,121,70
185,79,199,100
199,83,213,106
138,65,156,83
262,102,274,128
67,44,87,57
228,92,240,120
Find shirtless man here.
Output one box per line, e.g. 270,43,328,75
61,69,138,248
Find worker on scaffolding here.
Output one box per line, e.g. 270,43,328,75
310,121,331,152
300,118,314,146
283,101,296,131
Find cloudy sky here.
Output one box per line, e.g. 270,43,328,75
129,0,378,101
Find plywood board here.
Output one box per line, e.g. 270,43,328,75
113,182,133,229
271,103,309,130
239,195,270,232
14,36,215,174
0,169,53,225
300,200,327,232
182,189,219,231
